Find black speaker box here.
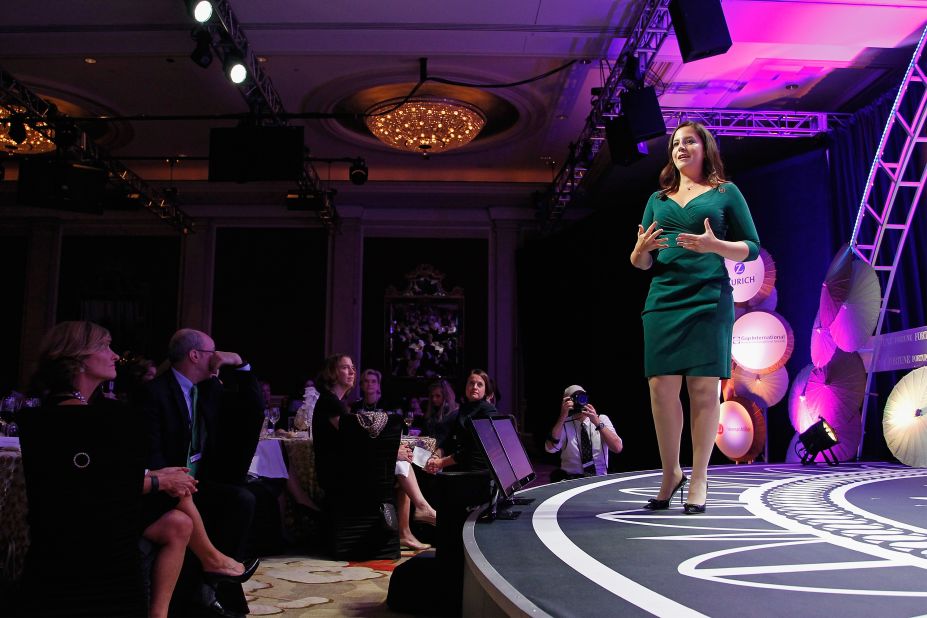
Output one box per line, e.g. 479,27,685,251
669,0,733,63
208,126,304,182
16,157,108,214
606,87,666,166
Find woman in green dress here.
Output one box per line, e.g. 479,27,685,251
630,121,759,514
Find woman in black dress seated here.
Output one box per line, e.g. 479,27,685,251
425,369,496,474
18,322,254,617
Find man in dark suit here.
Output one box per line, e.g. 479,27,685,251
142,328,264,617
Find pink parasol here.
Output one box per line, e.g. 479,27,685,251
810,310,837,368
883,366,927,468
748,286,778,312
788,351,866,437
819,245,881,353
730,364,789,408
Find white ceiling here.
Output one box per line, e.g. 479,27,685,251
1,0,926,212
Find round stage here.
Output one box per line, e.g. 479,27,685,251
463,463,927,617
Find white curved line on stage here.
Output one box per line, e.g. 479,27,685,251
830,477,927,536
532,472,709,618
740,471,927,571
676,539,927,597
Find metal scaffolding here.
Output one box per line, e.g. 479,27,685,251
851,25,927,457
202,0,333,227
0,68,196,233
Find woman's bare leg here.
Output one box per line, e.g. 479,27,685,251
648,375,685,500
174,494,245,575
143,509,193,618
396,471,436,520
686,376,721,506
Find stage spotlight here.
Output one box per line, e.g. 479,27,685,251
190,29,213,68
8,116,27,144
225,55,248,84
349,157,368,185
798,417,839,466
187,0,213,23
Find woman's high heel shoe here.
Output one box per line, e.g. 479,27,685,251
683,481,707,514
203,557,260,584
643,475,687,510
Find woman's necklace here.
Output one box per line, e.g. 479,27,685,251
71,390,87,403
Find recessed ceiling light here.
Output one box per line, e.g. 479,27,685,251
257,56,268,63
786,83,799,90
84,57,97,64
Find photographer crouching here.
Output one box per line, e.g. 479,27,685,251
545,385,623,482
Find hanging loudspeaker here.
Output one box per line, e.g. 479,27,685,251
669,0,733,63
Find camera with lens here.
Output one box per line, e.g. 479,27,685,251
570,390,589,417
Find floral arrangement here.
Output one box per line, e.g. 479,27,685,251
294,385,320,436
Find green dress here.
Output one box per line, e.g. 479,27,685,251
640,182,760,378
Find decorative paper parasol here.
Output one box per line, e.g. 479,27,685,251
810,310,837,368
730,364,789,408
726,248,777,305
784,409,861,464
883,366,927,467
788,351,866,435
731,311,794,374
716,397,765,463
748,286,778,312
819,245,881,353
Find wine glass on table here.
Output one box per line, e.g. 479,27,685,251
267,407,281,435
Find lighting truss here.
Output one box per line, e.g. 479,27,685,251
543,0,853,225
0,68,195,234
851,24,927,457
196,0,333,227
544,0,673,224
660,108,848,137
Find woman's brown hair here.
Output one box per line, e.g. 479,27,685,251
31,321,112,397
316,353,352,389
658,121,727,197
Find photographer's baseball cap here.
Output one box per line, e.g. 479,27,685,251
563,384,585,398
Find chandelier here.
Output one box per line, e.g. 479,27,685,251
365,96,486,154
1,105,56,154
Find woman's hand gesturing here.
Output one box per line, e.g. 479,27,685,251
677,218,719,254
635,221,668,254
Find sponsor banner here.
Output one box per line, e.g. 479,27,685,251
717,400,754,459
871,326,927,372
725,253,766,303
732,311,792,373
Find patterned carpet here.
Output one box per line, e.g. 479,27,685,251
242,552,421,616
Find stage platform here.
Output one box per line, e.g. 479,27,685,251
462,463,927,617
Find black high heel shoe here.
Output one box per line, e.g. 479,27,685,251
203,557,260,584
683,481,707,514
643,474,688,510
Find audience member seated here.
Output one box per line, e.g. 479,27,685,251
141,328,262,617
351,368,437,551
17,321,255,618
312,356,404,560
421,379,458,444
